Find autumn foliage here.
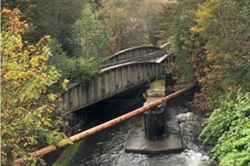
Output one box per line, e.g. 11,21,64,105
157,0,250,165
1,8,68,165
158,0,250,110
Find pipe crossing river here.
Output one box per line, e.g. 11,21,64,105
69,91,211,166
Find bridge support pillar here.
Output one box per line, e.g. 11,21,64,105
165,73,175,96
69,114,84,135
144,105,168,140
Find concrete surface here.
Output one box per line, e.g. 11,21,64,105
125,115,183,154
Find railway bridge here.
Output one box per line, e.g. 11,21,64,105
61,46,172,113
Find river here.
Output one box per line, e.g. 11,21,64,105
69,90,213,166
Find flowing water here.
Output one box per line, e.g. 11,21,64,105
69,93,212,166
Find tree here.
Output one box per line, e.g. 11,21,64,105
156,0,250,110
1,0,36,43
72,3,104,57
191,0,250,110
146,10,162,46
157,0,207,95
30,0,90,55
98,3,132,54
28,1,101,85
1,8,68,165
159,0,250,165
98,0,151,55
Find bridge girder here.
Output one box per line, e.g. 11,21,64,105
61,47,171,113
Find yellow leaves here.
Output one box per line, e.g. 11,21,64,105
1,8,30,35
42,118,52,127
26,137,38,145
57,138,73,147
37,35,51,47
11,150,18,160
26,44,35,50
47,93,57,102
62,78,69,90
190,26,197,33
1,8,68,166
1,7,13,14
191,0,219,38
30,56,47,69
1,151,7,157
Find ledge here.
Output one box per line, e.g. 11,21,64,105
125,115,183,154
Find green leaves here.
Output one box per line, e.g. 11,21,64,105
46,38,100,86
72,3,104,57
200,91,250,166
45,130,67,145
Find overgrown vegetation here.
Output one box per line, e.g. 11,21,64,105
200,91,250,165
156,0,250,165
46,39,100,90
1,8,69,165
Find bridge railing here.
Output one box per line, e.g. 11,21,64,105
101,50,167,69
102,46,160,65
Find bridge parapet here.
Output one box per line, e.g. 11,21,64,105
102,46,160,65
101,50,167,69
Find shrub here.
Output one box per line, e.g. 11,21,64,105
200,91,250,166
